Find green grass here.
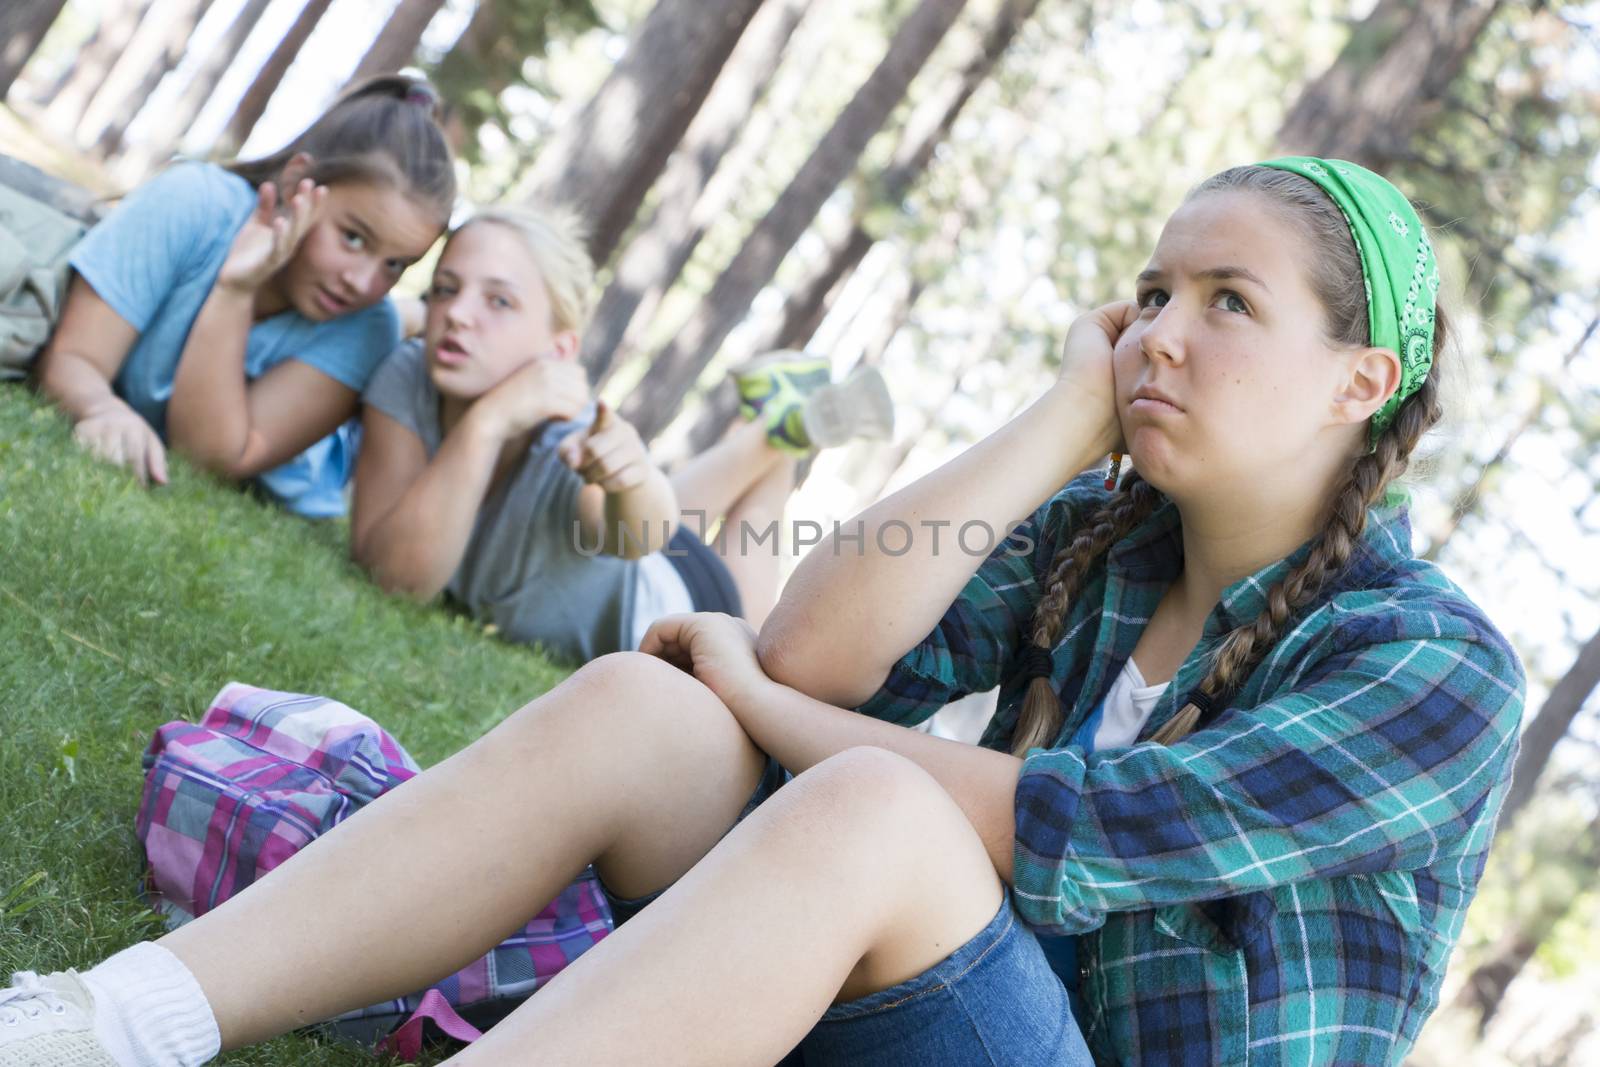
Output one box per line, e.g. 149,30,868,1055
0,387,572,1064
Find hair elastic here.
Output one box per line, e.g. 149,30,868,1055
1183,687,1223,727
1017,644,1054,683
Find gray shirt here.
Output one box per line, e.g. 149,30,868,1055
362,340,636,663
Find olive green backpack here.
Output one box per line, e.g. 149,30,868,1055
0,178,92,381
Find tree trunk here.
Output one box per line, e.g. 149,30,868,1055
346,0,448,87
0,0,71,99
619,0,972,443
580,0,814,382
760,0,1039,356
1275,0,1505,165
766,228,877,355
523,0,769,267
1455,811,1600,1033
134,0,276,169
87,0,214,158
585,0,829,390
41,0,157,134
1495,625,1600,832
220,0,337,153
1422,315,1597,560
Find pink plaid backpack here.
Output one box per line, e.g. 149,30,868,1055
136,683,612,1056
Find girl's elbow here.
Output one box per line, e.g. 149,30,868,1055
177,443,252,482
758,623,890,706
368,561,436,603
756,622,814,691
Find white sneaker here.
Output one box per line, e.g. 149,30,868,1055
802,365,896,449
0,971,118,1066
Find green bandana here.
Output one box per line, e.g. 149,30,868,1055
1258,156,1438,445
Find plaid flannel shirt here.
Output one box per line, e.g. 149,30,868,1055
856,472,1524,1066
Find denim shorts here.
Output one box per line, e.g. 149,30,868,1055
599,761,1092,1066
793,894,1092,1067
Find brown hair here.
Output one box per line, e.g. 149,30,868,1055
1009,165,1450,756
226,74,456,226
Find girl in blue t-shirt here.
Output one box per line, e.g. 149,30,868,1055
35,74,454,516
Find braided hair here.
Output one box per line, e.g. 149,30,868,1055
1010,166,1450,756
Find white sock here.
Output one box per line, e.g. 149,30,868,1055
81,942,221,1067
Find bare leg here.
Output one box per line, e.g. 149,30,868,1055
444,747,1007,1067
669,418,797,626
670,418,790,528
712,455,795,629
158,653,768,1050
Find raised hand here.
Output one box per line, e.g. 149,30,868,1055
556,401,653,494
1055,299,1138,454
218,179,325,295
469,358,591,442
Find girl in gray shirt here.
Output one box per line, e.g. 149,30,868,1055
352,206,893,662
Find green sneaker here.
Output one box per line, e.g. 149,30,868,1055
736,353,895,456
733,350,833,424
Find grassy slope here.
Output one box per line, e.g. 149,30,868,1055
0,387,571,1064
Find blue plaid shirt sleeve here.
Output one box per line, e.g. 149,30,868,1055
1011,606,1525,935
852,473,1107,727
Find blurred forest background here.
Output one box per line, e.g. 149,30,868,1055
2,0,1598,1062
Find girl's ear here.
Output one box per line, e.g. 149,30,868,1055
279,152,316,188
1331,345,1401,426
550,329,581,363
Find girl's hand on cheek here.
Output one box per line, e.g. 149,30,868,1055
639,612,771,711
471,359,590,440
219,179,325,295
1054,299,1136,452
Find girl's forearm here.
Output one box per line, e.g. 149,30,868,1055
602,468,678,558
731,680,1022,883
357,418,504,600
38,347,122,421
167,286,256,476
758,382,1116,706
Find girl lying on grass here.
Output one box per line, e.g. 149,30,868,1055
0,158,1522,1066
35,75,454,517
351,205,894,661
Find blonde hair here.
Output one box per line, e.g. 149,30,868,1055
1010,165,1451,756
448,204,594,332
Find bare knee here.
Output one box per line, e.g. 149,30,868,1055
774,749,1004,999
502,652,741,744
803,747,941,817
784,748,993,876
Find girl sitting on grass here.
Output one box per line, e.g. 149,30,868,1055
351,205,894,661
0,158,1522,1067
35,75,454,517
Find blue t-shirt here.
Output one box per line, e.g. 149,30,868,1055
68,161,401,516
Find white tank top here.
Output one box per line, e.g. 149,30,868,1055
1092,657,1171,748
